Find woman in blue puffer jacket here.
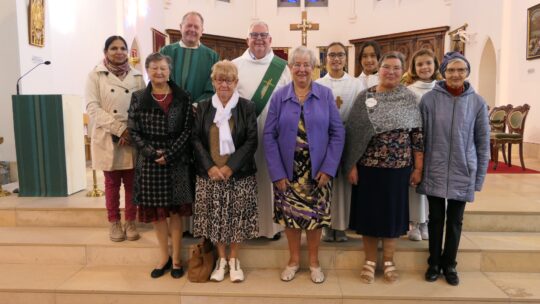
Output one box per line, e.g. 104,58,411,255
417,52,490,286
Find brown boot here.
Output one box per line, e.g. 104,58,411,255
124,221,140,241
109,221,126,242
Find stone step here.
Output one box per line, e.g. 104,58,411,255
1,227,540,273
2,198,539,232
1,263,539,304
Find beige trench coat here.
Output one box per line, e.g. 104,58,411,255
85,63,145,171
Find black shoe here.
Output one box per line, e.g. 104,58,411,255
424,265,440,282
442,266,460,286
151,257,172,278
272,232,282,241
171,266,185,279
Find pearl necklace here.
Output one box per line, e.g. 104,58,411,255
151,92,169,102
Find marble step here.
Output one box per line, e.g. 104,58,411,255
1,227,540,273
1,202,539,233
1,263,539,304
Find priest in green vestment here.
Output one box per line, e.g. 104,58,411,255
160,11,219,102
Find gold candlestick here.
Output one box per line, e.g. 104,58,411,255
86,169,104,197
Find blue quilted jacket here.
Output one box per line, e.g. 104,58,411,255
417,81,490,202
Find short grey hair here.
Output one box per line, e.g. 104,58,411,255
248,21,270,36
378,51,405,68
181,11,204,26
289,46,318,68
145,52,172,71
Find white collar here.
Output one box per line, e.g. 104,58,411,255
179,40,200,49
241,49,274,65
323,72,351,81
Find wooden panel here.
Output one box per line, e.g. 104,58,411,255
350,26,449,77
164,29,246,60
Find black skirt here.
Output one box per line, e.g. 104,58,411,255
349,165,410,238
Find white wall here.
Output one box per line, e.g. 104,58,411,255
500,0,540,143
0,0,21,161
162,0,451,58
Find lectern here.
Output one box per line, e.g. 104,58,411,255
12,95,87,196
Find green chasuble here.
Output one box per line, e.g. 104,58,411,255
160,43,219,102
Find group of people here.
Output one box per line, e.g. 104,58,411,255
86,10,490,286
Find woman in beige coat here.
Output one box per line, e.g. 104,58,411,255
86,36,145,242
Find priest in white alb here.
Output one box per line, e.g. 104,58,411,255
316,42,362,242
233,21,291,239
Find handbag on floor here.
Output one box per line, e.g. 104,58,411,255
187,238,215,282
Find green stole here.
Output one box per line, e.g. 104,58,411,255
251,56,287,116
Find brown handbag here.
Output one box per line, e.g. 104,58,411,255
187,238,215,282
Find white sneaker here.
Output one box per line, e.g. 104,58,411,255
419,222,429,240
408,223,422,241
280,264,299,281
229,258,245,283
210,258,228,282
310,266,325,283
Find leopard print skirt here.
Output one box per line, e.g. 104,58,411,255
193,175,259,244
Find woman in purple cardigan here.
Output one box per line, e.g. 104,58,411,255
263,46,345,284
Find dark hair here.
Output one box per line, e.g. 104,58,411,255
402,49,443,85
145,52,173,71
104,36,128,52
327,42,347,53
358,40,381,62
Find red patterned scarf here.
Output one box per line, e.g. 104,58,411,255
103,57,131,80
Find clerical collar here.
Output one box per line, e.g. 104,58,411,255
248,49,271,60
179,40,200,49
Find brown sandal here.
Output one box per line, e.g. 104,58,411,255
360,260,376,284
383,261,399,283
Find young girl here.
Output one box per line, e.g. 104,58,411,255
402,49,443,241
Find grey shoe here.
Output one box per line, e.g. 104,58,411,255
109,221,126,242
321,227,334,242
408,223,422,241
334,230,348,242
124,221,140,241
419,222,429,240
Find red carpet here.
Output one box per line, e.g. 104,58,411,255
487,161,540,174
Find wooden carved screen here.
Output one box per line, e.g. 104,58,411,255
165,29,246,60
350,26,449,77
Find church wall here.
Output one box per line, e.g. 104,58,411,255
501,0,540,144
0,0,22,162
3,0,123,166
160,0,451,70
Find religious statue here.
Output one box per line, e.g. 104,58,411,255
29,0,45,47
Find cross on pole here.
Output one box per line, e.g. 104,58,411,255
290,11,319,46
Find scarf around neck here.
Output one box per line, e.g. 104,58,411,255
103,57,130,80
212,91,240,155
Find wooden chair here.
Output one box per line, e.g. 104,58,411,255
490,104,530,170
489,104,513,164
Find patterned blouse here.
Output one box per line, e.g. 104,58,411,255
359,128,424,168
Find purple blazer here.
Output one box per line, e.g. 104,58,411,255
263,82,345,182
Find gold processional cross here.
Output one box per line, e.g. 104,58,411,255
290,11,319,46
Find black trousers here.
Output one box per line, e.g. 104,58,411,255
427,195,466,268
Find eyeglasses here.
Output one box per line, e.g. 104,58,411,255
214,78,236,85
446,68,468,75
249,32,270,39
327,52,346,59
292,63,312,70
